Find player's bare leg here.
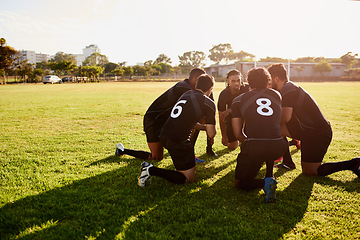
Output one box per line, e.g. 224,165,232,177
301,162,321,176
147,141,164,160
227,141,239,150
178,166,196,183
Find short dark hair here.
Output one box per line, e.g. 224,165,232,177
226,69,242,79
247,68,271,89
196,74,214,92
189,68,206,80
267,63,288,82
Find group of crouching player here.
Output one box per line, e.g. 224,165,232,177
115,65,360,203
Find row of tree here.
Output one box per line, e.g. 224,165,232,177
1,37,359,83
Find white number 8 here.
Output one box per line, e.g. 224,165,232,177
171,100,187,118
256,98,273,116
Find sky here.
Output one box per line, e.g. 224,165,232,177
1,0,359,66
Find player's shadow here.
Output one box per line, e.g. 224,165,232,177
87,152,171,167
0,157,178,239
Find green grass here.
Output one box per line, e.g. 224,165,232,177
0,81,359,239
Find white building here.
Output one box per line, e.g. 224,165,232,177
36,53,49,63
19,50,49,64
83,44,100,58
205,62,347,80
74,44,101,66
17,44,100,66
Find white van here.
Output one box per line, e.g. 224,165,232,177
42,75,62,84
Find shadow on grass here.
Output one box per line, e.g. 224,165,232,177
1,153,358,239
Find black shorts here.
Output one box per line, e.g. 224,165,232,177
144,124,162,143
300,126,332,163
235,138,287,180
160,137,195,171
225,120,237,143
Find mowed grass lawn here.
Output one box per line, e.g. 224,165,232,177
0,81,359,239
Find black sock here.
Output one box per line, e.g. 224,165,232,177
265,160,274,178
123,149,151,160
282,139,296,168
317,159,357,176
207,137,213,148
149,166,187,184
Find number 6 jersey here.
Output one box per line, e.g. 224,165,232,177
231,88,282,140
160,89,216,143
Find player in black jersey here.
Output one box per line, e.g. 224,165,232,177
268,63,360,177
218,69,249,150
138,74,217,186
232,68,287,203
115,68,210,160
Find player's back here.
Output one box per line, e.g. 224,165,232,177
232,88,282,139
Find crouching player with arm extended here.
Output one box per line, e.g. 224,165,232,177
268,63,359,177
218,69,249,150
138,74,217,186
115,68,205,160
232,68,288,203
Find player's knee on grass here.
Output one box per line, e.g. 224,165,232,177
228,141,239,150
179,167,196,183
147,142,164,160
301,161,321,176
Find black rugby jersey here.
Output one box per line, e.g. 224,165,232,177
143,79,192,131
218,84,250,112
232,88,282,139
160,90,216,143
280,81,330,137
218,84,249,123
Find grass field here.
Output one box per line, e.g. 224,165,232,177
0,81,359,239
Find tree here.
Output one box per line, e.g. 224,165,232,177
208,43,233,64
48,60,76,76
313,61,332,77
133,65,153,77
259,57,288,62
118,61,127,67
340,52,358,68
178,51,206,68
51,52,76,64
0,38,19,83
294,57,316,63
77,66,104,82
83,52,109,66
144,60,153,66
103,62,119,74
16,60,34,82
155,54,172,64
111,68,125,77
122,66,134,77
230,50,255,62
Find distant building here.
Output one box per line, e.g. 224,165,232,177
36,53,49,63
19,50,36,64
205,62,347,80
74,44,101,66
74,54,86,66
18,50,49,64
83,44,100,58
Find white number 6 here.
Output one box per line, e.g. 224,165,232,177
171,100,187,118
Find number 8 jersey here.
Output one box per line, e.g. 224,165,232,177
160,89,216,143
231,88,282,140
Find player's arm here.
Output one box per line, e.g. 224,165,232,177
281,107,293,123
218,110,228,145
281,107,293,137
232,117,246,143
